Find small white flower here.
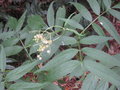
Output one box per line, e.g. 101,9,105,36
37,55,42,60
42,39,49,44
100,22,103,25
62,41,65,45
47,50,51,54
39,57,42,60
34,35,37,38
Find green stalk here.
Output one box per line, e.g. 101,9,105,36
77,9,111,61
77,36,83,61
18,36,34,62
80,10,109,35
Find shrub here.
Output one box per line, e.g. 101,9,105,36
0,0,120,90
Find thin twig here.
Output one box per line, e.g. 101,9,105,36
80,10,109,35
18,36,34,62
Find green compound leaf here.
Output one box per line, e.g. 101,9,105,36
55,6,66,29
60,18,84,30
92,23,105,36
7,16,17,30
81,73,98,90
43,83,61,90
99,16,120,44
16,11,26,31
109,9,120,20
113,2,120,9
35,49,78,73
6,60,40,81
96,80,109,90
5,46,23,56
103,0,112,9
87,0,100,15
27,15,46,30
84,60,120,88
82,47,120,67
71,2,92,21
60,36,77,45
47,2,55,27
9,82,49,90
80,35,112,44
0,45,6,72
46,60,80,81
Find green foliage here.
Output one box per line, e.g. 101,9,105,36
99,16,120,44
60,18,84,30
55,6,66,30
9,82,49,90
82,47,120,67
47,2,55,27
16,11,27,31
108,9,120,20
87,0,100,15
46,60,80,81
0,45,6,72
92,23,105,36
44,83,62,90
71,2,92,21
113,2,120,9
0,0,120,90
5,46,23,56
80,35,112,44
6,60,40,81
103,0,112,9
81,73,98,90
7,17,17,30
27,15,46,30
84,60,120,87
35,49,78,73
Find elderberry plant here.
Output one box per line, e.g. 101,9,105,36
0,0,120,90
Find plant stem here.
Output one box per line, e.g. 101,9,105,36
80,10,108,35
19,38,40,70
77,37,83,61
77,9,110,61
78,45,83,61
18,37,34,62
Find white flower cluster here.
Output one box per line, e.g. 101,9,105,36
34,34,52,60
